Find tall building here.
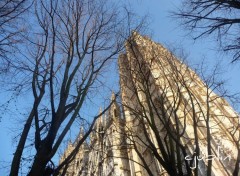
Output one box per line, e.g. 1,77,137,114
59,33,239,176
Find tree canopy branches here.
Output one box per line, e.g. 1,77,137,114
174,0,240,62
0,0,30,60
8,0,144,175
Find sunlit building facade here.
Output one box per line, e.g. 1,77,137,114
59,33,239,176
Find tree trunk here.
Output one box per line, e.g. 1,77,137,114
233,148,240,176
28,119,59,176
27,144,51,176
10,111,34,176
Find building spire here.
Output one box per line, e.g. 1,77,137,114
109,91,120,119
79,126,84,138
111,91,116,102
99,106,103,124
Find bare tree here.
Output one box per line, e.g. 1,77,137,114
173,0,240,62
9,0,140,175
119,33,240,176
0,0,30,67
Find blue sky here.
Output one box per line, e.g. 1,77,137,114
0,0,239,175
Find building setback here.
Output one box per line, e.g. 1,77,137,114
59,33,239,176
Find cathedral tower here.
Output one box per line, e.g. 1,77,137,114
119,32,239,176
59,33,239,176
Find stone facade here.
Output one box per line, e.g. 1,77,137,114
59,33,239,176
